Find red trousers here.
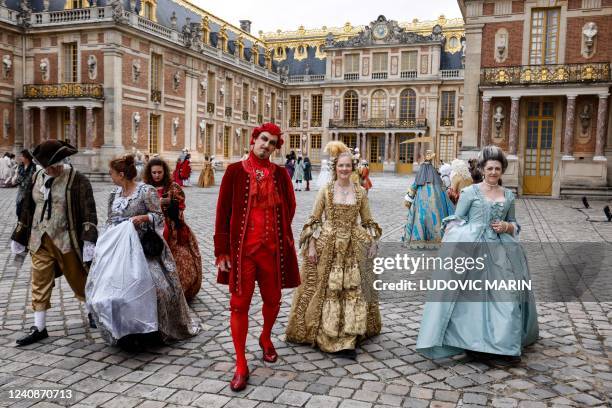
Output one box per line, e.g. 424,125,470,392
230,248,281,373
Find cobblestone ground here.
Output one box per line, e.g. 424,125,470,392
0,172,610,408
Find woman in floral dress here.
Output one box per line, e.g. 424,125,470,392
87,155,199,348
143,157,202,302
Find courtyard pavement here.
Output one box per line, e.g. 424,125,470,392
0,171,610,408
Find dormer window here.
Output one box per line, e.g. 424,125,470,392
64,0,90,9
140,0,157,22
274,46,285,60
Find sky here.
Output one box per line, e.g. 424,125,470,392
192,0,463,36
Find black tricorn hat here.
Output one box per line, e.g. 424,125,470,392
31,140,78,168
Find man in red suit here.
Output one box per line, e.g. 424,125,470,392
214,123,300,391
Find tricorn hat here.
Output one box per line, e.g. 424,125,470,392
31,140,78,168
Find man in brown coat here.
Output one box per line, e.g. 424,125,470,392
11,140,98,346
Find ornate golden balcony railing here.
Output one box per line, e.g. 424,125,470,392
23,83,104,99
481,63,611,86
329,118,428,129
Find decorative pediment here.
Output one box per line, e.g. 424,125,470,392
325,15,444,49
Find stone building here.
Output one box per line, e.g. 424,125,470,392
459,0,612,197
0,0,465,175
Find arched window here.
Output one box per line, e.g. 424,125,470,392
138,0,156,21
371,89,387,119
343,90,358,125
399,89,416,123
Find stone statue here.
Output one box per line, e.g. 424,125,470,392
2,55,11,79
173,71,181,91
582,22,597,56
87,55,97,80
132,59,141,82
580,104,592,135
39,58,49,81
493,105,505,137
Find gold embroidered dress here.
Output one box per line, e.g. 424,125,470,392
286,182,382,352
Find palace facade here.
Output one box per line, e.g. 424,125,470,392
459,0,612,196
0,0,610,196
0,0,464,176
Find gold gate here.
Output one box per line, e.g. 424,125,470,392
368,134,385,172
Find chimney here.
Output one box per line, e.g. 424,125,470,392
239,20,252,33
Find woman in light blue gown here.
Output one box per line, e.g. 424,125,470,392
416,146,538,363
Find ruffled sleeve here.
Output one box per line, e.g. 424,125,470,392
142,184,164,231
359,188,382,240
298,185,326,249
504,189,521,237
442,185,474,232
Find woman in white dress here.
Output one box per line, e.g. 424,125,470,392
316,159,331,190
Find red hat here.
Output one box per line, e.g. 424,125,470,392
250,122,284,148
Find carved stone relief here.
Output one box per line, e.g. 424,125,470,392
87,55,97,80
581,22,597,58
494,28,508,63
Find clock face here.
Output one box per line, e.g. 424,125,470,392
373,23,389,40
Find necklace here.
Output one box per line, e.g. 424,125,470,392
335,182,352,203
483,180,498,188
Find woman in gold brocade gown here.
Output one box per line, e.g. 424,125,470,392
286,141,382,359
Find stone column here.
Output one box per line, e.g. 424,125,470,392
562,95,577,160
384,132,390,162
69,106,76,146
414,135,421,163
480,97,491,147
462,24,484,151
508,97,520,157
594,93,609,160
361,133,366,156
23,107,31,149
390,133,396,162
39,107,47,141
86,107,94,150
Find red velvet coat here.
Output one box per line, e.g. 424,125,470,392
214,160,300,294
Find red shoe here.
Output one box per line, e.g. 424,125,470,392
259,337,278,363
230,368,249,392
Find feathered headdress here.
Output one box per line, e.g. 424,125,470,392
324,141,350,158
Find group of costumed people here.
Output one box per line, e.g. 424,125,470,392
8,124,538,392
10,140,202,351
0,151,38,189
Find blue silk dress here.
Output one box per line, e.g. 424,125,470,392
401,162,455,247
416,184,539,358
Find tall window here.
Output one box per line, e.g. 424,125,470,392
371,90,387,119
204,124,213,156
372,53,388,73
257,88,264,118
290,95,301,127
149,114,160,154
202,18,210,44
289,134,301,150
399,89,416,122
242,83,249,112
343,90,358,124
344,54,360,74
62,43,78,82
151,53,163,102
225,77,233,107
530,8,560,65
401,51,418,73
311,94,322,127
223,126,230,158
206,72,215,104
310,134,322,162
440,91,456,126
